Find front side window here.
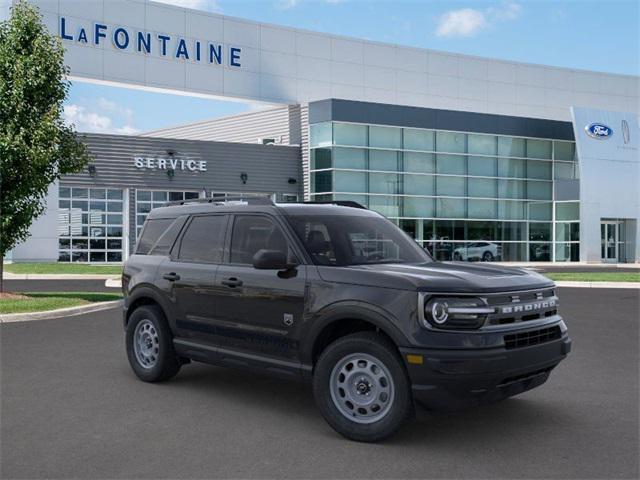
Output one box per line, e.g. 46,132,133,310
178,215,227,263
287,214,432,266
230,216,293,265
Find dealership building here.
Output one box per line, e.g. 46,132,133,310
3,0,639,264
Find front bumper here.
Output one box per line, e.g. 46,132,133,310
400,332,571,411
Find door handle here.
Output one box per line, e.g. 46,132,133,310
221,277,243,288
162,272,181,281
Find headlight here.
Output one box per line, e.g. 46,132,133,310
420,296,494,330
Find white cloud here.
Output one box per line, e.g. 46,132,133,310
97,97,134,122
153,0,221,13
64,103,139,135
489,2,522,21
275,0,298,10
435,2,522,38
435,8,486,38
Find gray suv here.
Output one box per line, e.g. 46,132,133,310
122,196,571,442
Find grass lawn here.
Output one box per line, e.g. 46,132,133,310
4,262,122,275
0,292,122,315
545,272,640,282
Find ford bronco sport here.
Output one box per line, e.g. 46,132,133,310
122,196,571,442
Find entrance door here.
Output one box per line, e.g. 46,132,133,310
601,221,618,263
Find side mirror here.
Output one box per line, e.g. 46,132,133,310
252,249,291,270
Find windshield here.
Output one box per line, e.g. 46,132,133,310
286,214,432,266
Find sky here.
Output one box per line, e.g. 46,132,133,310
63,0,639,135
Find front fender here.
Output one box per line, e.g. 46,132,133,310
299,300,411,366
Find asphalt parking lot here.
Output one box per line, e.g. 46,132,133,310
1,287,638,479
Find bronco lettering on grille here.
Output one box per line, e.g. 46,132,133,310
500,298,556,314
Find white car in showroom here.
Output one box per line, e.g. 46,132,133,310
453,242,502,262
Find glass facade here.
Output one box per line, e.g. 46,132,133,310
58,186,125,263
135,190,200,238
309,122,580,262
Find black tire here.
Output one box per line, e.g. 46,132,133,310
482,251,494,262
126,305,181,382
313,332,412,442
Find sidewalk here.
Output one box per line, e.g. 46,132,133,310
554,281,640,289
2,272,119,280
498,262,640,269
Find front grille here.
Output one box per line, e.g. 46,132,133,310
504,326,562,350
486,288,558,326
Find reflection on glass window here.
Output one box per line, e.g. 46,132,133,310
310,122,332,147
308,121,581,261
334,123,367,147
135,190,200,239
369,126,402,149
555,202,579,221
58,186,124,263
436,131,466,153
468,134,497,156
403,129,434,151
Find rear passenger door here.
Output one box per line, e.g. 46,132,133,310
213,214,307,361
159,214,228,341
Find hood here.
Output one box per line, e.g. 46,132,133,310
316,261,554,293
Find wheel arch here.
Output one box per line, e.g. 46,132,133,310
302,302,410,368
124,285,173,330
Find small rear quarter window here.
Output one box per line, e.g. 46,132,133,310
136,218,175,255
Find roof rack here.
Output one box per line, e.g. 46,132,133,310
167,194,275,207
303,200,367,209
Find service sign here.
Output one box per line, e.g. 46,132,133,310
134,156,207,172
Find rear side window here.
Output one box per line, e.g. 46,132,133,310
149,216,187,256
178,215,227,263
136,218,174,255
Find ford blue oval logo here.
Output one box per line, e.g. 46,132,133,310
585,123,613,139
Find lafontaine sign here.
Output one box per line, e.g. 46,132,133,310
134,156,207,172
59,18,242,68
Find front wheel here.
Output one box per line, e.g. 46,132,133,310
313,332,412,442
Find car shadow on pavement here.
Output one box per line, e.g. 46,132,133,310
144,360,574,445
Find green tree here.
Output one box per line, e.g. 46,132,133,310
0,1,89,291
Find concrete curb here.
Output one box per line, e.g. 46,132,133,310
555,281,640,289
3,273,120,280
0,299,123,324
105,278,122,288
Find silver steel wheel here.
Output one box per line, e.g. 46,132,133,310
329,352,395,424
133,319,160,369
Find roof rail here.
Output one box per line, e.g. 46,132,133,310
303,200,367,209
167,194,275,207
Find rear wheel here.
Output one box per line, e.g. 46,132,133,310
313,332,412,442
482,251,494,262
126,305,181,382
